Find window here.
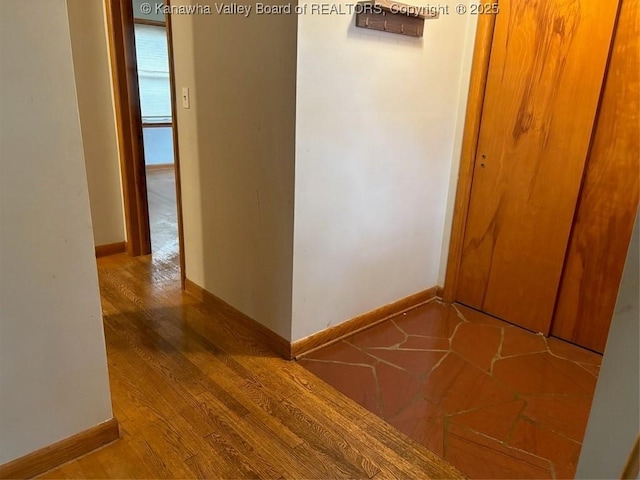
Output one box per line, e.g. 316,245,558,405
134,24,171,124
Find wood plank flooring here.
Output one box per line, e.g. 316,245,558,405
39,250,462,479
146,167,179,256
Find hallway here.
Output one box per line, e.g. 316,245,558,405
39,252,460,478
299,302,601,479
42,175,600,479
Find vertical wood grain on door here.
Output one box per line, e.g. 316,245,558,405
551,0,639,353
456,0,620,334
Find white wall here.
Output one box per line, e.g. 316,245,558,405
171,0,298,340
67,0,126,247
169,1,477,342
292,2,478,341
576,211,639,478
0,0,113,464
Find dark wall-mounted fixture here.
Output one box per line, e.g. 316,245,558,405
355,0,439,37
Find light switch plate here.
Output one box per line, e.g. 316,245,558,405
182,87,190,109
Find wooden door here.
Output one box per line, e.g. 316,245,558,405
551,0,639,352
455,0,620,333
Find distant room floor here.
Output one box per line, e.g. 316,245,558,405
147,167,179,258
299,301,602,479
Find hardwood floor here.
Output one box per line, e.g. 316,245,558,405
39,251,461,478
146,167,179,256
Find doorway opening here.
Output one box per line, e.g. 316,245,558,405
105,0,185,285
133,10,179,257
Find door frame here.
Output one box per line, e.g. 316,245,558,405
165,2,187,288
105,0,151,257
104,0,186,287
442,10,497,302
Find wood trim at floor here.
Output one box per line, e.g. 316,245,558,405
0,418,119,479
292,286,441,359
183,280,441,360
95,241,127,258
145,163,175,172
184,279,292,359
622,434,640,480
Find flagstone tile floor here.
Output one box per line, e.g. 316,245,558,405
298,301,602,479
